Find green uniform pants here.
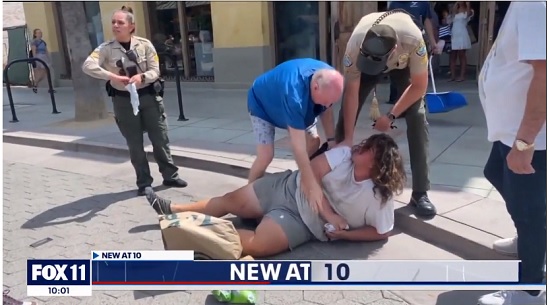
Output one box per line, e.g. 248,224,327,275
335,68,430,193
112,92,179,188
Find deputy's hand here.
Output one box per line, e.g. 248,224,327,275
506,146,535,174
373,115,392,132
301,177,323,214
129,74,143,86
325,213,349,231
327,139,336,149
109,74,130,86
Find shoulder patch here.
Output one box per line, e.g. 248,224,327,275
343,54,353,67
415,41,427,57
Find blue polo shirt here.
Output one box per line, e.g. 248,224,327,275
247,58,333,130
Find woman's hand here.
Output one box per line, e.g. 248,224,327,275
129,74,143,86
325,213,349,231
109,73,130,86
326,230,348,241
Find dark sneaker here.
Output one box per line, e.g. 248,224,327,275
137,185,152,196
409,192,437,217
145,188,173,215
163,178,188,188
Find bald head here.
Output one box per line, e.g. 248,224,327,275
311,69,344,107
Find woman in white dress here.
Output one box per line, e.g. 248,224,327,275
449,2,474,82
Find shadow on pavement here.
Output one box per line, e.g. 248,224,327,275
20,190,138,229
435,290,491,305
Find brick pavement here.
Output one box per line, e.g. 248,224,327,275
3,160,412,305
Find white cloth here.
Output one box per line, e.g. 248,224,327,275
295,146,395,242
125,83,140,116
451,12,472,50
478,1,547,150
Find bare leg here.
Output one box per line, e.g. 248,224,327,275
146,184,264,219
458,50,467,81
238,217,290,257
449,51,457,81
248,144,274,183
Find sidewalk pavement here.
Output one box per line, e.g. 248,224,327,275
2,82,515,260
3,143,492,305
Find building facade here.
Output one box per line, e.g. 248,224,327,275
21,1,505,89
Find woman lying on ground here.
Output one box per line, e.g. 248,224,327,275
145,133,407,258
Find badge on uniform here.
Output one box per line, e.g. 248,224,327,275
398,54,409,65
415,41,427,57
343,55,352,67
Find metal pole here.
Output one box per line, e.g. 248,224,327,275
173,54,188,121
3,65,18,122
40,58,60,114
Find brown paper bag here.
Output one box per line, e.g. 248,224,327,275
159,212,243,260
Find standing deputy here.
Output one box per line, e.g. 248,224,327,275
82,6,187,196
335,10,435,216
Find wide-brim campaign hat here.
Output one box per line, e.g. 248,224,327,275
356,24,397,75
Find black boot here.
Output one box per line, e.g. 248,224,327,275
409,192,437,217
163,178,188,188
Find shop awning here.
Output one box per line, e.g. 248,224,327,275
155,1,210,10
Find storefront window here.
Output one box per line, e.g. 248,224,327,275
83,2,104,49
273,2,320,64
147,1,214,81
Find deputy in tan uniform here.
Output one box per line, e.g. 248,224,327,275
82,6,187,196
335,10,435,216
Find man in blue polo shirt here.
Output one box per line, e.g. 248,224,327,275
248,58,344,210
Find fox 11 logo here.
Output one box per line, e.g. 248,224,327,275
27,260,90,286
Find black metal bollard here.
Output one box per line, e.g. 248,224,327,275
173,54,188,121
3,58,60,122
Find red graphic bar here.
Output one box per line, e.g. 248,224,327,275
92,281,271,285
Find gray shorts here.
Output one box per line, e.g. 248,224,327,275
252,170,313,250
250,115,318,145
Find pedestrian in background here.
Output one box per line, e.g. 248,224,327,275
477,2,546,304
29,28,54,94
82,6,187,196
386,1,439,105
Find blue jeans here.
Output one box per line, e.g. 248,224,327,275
484,141,547,284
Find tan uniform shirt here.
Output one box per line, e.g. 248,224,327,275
343,12,428,81
82,36,160,91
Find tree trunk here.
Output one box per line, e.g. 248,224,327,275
59,2,108,121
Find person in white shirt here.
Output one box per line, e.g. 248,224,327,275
145,134,407,257
477,2,546,305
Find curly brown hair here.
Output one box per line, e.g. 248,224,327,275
352,134,407,205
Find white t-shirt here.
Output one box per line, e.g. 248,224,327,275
296,146,395,241
478,1,547,150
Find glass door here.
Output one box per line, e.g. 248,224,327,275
476,1,496,77
273,2,320,64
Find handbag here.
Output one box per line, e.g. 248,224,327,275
159,212,244,260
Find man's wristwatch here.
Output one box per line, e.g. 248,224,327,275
140,74,146,83
387,112,396,122
514,140,535,151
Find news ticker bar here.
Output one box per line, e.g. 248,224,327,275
28,283,546,297
27,252,528,297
